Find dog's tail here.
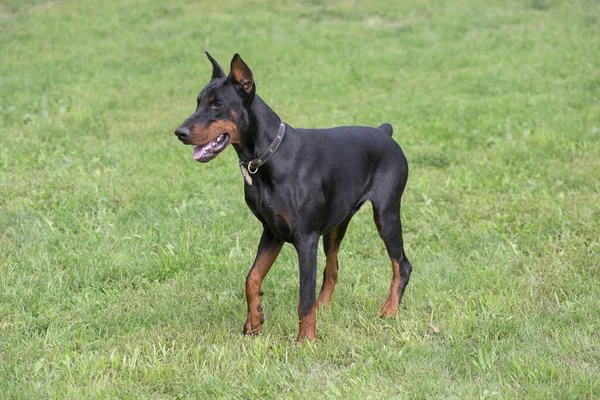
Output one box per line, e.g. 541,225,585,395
377,123,393,137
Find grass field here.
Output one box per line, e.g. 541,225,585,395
1,0,599,397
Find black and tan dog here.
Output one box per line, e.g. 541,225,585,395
175,53,413,343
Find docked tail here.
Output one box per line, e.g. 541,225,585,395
377,123,393,137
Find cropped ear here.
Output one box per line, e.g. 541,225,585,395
229,54,255,97
205,51,225,80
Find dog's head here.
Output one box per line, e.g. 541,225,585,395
174,53,255,162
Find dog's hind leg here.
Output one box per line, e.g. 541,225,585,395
372,203,412,318
370,163,412,318
317,215,353,308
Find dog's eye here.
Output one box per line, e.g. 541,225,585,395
211,102,223,109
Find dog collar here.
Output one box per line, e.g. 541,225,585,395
239,122,286,175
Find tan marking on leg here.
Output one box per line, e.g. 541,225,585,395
317,230,338,308
378,258,401,318
244,243,283,335
297,301,318,344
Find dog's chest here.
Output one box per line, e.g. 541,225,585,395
244,186,293,240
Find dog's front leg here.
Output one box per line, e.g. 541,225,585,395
294,235,319,343
244,228,284,336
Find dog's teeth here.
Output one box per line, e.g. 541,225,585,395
216,134,224,143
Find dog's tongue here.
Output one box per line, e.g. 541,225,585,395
191,133,229,163
193,144,210,161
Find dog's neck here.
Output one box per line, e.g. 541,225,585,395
233,95,283,162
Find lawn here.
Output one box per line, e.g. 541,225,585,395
1,0,599,398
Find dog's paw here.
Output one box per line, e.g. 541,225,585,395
243,324,262,336
243,314,265,336
378,298,399,318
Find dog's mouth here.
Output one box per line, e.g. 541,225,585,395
193,133,230,163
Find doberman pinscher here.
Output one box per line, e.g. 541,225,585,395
174,53,413,343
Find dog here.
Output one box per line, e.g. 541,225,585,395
175,53,412,343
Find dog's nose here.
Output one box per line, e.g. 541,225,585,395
175,126,190,141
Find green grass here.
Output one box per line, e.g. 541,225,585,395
1,0,599,397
